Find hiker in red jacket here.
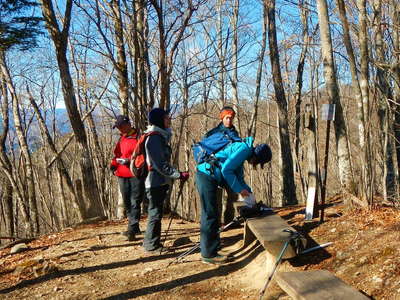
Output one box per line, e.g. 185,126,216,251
110,115,144,241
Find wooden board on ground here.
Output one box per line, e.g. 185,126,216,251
275,270,369,300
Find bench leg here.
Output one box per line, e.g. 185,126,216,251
243,221,256,247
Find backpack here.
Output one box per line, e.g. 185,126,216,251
192,130,242,164
130,131,160,180
238,202,273,218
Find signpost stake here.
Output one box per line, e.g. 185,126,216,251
320,104,335,223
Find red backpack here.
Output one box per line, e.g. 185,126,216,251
130,131,160,180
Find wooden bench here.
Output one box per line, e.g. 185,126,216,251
275,270,369,300
234,202,306,259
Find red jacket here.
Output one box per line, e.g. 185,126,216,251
111,129,138,178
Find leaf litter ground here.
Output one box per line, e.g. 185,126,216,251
0,196,399,299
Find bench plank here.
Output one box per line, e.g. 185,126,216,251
276,270,369,300
245,213,306,258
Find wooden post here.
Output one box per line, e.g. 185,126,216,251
320,104,335,223
320,119,331,223
304,104,319,220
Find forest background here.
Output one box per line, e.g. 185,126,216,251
0,0,399,240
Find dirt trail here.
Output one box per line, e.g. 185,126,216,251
0,200,399,300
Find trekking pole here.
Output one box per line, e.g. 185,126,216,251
166,215,244,267
160,180,186,254
166,243,200,268
258,229,301,300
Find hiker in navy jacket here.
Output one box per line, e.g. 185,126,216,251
204,106,239,140
142,108,189,252
205,106,240,225
196,137,272,264
110,115,144,241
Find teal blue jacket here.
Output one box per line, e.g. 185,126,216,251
197,137,253,193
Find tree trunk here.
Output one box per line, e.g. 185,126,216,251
218,0,226,107
27,87,85,220
231,0,241,134
0,51,39,235
0,71,31,234
264,0,297,205
357,0,374,202
110,0,130,115
390,0,400,199
336,0,364,148
373,0,396,201
150,0,168,109
2,177,14,237
304,104,319,218
131,0,151,128
249,1,267,138
293,0,310,203
315,0,353,193
150,0,195,110
40,0,104,219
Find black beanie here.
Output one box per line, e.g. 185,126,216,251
148,108,168,129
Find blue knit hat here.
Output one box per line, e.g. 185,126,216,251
148,108,168,129
254,144,272,168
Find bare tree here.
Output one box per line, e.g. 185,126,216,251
40,0,104,219
372,0,396,201
315,0,353,194
264,0,297,205
149,0,200,109
0,52,39,235
0,74,15,237
248,1,268,138
128,0,154,127
26,87,85,220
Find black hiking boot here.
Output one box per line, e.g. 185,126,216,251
121,231,136,242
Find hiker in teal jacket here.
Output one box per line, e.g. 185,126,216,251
196,137,272,264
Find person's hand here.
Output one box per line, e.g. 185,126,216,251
240,189,250,197
116,158,130,165
110,165,117,172
179,171,190,182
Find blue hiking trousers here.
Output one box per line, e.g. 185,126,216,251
143,184,169,251
118,177,145,234
195,171,221,258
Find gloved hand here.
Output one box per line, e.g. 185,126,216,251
179,171,190,182
243,193,256,207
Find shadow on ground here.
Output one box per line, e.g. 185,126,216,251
102,242,263,300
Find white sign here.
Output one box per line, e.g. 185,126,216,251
305,187,316,220
321,104,336,121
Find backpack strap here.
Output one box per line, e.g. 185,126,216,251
130,131,161,175
131,131,160,159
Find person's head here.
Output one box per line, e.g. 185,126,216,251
219,106,236,128
249,144,272,169
148,108,171,129
113,115,132,134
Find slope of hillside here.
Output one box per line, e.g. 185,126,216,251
0,198,399,300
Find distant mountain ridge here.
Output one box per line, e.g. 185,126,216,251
0,108,71,151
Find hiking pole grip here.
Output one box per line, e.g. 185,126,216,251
160,180,186,254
